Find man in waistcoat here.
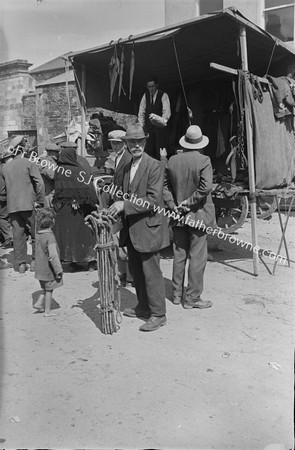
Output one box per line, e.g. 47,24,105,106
138,77,171,160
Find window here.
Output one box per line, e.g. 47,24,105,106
264,0,295,42
196,0,223,16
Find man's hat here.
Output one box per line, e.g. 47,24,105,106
179,125,209,150
45,143,60,152
89,118,101,129
0,147,15,161
108,130,126,142
60,141,78,149
123,123,149,140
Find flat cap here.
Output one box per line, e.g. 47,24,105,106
0,148,15,160
9,135,25,149
45,143,60,152
89,118,101,129
108,130,126,142
60,141,78,149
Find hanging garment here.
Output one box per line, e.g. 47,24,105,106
244,73,295,189
129,45,135,100
109,45,120,102
118,46,125,100
267,75,295,119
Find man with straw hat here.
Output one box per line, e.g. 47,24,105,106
108,123,169,332
163,125,216,309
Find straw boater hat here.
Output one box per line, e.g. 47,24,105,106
108,130,126,142
123,123,149,140
179,125,209,150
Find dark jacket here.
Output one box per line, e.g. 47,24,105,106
35,229,63,281
113,149,132,190
120,152,169,253
163,150,216,229
2,155,45,213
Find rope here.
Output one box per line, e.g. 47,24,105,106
172,35,191,125
64,59,72,129
264,39,278,77
85,206,122,334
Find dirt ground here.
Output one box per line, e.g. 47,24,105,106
0,212,294,450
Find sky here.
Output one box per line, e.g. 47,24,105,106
0,0,165,69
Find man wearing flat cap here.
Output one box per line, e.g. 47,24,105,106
108,123,169,332
1,136,45,273
39,142,60,207
163,125,216,309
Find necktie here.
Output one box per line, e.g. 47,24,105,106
150,94,153,106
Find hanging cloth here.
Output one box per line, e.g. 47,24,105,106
118,46,125,100
109,45,120,102
129,43,135,100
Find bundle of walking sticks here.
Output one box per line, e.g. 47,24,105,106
85,206,122,334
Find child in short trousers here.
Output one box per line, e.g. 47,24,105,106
33,208,63,317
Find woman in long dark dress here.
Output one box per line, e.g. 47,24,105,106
52,145,97,271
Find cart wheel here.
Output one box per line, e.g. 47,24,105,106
256,195,280,220
216,195,249,234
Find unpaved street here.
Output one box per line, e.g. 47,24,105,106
0,214,294,450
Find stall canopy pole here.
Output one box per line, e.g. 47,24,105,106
240,26,259,276
80,63,86,157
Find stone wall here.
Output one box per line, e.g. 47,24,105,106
31,69,65,84
22,93,36,130
36,81,81,152
0,60,35,141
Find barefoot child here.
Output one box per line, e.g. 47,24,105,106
34,208,63,316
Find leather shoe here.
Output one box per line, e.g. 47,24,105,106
172,296,182,305
123,308,151,319
183,299,212,309
30,259,36,272
18,263,28,274
0,261,12,270
139,315,167,332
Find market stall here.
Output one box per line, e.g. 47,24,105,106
69,7,295,275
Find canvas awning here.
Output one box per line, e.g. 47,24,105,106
69,7,295,114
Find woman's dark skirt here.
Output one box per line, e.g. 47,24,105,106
54,202,96,263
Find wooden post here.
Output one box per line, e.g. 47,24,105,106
80,63,86,157
240,26,259,276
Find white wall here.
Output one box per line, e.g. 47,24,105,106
164,0,263,27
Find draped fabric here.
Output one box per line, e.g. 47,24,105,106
52,147,97,264
244,75,295,189
53,148,97,206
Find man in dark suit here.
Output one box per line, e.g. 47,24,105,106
108,129,133,286
108,130,132,190
108,123,169,332
1,136,45,273
163,125,216,309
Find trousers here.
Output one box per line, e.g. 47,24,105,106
0,201,12,242
126,235,166,317
172,226,207,301
144,126,168,160
9,210,36,266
